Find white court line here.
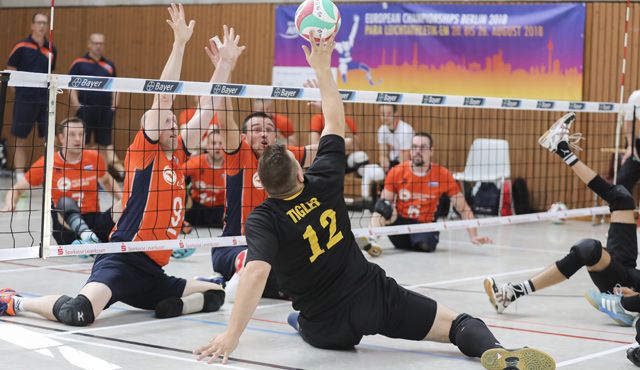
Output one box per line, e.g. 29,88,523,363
445,240,567,255
56,335,250,370
556,344,634,367
405,267,544,290
0,261,93,274
50,301,292,338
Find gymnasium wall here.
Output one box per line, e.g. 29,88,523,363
0,2,637,209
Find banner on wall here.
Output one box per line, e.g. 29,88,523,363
273,3,585,100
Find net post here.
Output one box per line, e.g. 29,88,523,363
40,75,58,259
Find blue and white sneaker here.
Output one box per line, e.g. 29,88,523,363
287,311,300,332
584,290,637,327
71,233,99,259
171,248,196,259
196,273,226,288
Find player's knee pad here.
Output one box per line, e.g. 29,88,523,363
155,297,183,319
57,196,80,217
448,313,497,358
555,238,603,278
374,199,393,220
53,294,95,326
202,290,225,312
414,241,437,253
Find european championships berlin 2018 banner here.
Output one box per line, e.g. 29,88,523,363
273,3,585,100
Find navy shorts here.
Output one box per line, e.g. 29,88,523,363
387,216,440,252
77,105,114,146
185,202,224,228
51,210,114,245
12,100,47,138
297,266,437,349
86,252,186,310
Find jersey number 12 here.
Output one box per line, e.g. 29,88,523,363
303,209,344,263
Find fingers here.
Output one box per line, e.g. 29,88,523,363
228,27,236,43
301,45,310,60
222,352,229,364
188,19,196,31
178,3,185,19
223,25,229,42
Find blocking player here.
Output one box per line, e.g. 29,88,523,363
194,32,555,370
485,113,640,326
0,4,228,325
183,128,225,229
252,98,297,145
2,117,120,245
360,132,492,253
206,48,318,299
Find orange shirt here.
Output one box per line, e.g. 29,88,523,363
384,162,460,223
110,129,189,267
272,113,295,138
183,154,225,207
223,140,305,236
310,114,357,134
25,150,106,214
178,108,218,127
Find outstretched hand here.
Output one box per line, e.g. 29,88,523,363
194,331,239,364
471,235,493,245
166,3,195,45
205,25,246,69
302,31,336,71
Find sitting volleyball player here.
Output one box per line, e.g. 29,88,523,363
359,132,492,254
485,113,640,326
2,117,120,245
194,32,555,370
0,4,226,324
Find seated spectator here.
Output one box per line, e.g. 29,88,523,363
377,104,413,172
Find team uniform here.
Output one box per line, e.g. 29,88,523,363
617,90,640,194
89,129,190,309
183,154,225,227
68,54,116,146
271,113,295,142
377,120,413,170
7,35,57,138
24,150,113,245
383,162,460,251
245,135,437,348
211,139,304,297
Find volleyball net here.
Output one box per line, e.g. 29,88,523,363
0,70,631,261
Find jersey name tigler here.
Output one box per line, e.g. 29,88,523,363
286,197,321,223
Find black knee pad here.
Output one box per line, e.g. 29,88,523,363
374,199,393,220
53,294,95,326
555,239,603,278
155,297,183,319
449,313,499,358
202,290,225,312
57,196,80,217
608,185,635,212
415,241,437,253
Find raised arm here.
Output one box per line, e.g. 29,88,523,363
182,26,245,152
143,3,194,141
302,32,345,139
347,14,360,47
1,178,30,212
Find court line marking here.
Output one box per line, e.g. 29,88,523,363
487,324,633,345
556,344,634,367
405,266,544,290
445,240,568,255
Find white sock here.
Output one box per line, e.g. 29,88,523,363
13,296,24,312
181,293,204,315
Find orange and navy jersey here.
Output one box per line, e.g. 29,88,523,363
110,129,189,267
222,139,305,236
69,53,116,106
7,35,57,100
384,162,460,223
25,150,106,214
272,113,295,138
310,114,357,135
183,154,225,207
178,108,218,127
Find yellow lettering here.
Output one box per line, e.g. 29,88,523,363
286,209,300,223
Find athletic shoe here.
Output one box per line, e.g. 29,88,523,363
538,112,582,153
0,288,17,316
355,236,383,257
71,233,99,259
627,347,640,367
196,273,226,288
225,273,241,303
287,311,300,332
171,248,196,259
481,347,556,370
584,290,636,327
484,277,516,314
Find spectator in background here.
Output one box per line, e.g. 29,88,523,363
6,12,57,181
378,104,413,172
252,98,297,145
69,33,124,181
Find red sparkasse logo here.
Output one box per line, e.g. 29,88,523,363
57,248,64,256
121,243,127,252
179,240,185,249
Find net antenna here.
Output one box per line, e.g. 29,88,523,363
613,0,632,183
40,0,57,258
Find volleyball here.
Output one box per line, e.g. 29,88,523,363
295,0,341,42
548,202,568,224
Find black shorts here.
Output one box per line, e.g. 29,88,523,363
86,252,186,310
11,100,47,138
387,216,440,251
51,210,115,245
297,267,437,349
185,202,224,228
77,105,114,146
590,222,640,292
